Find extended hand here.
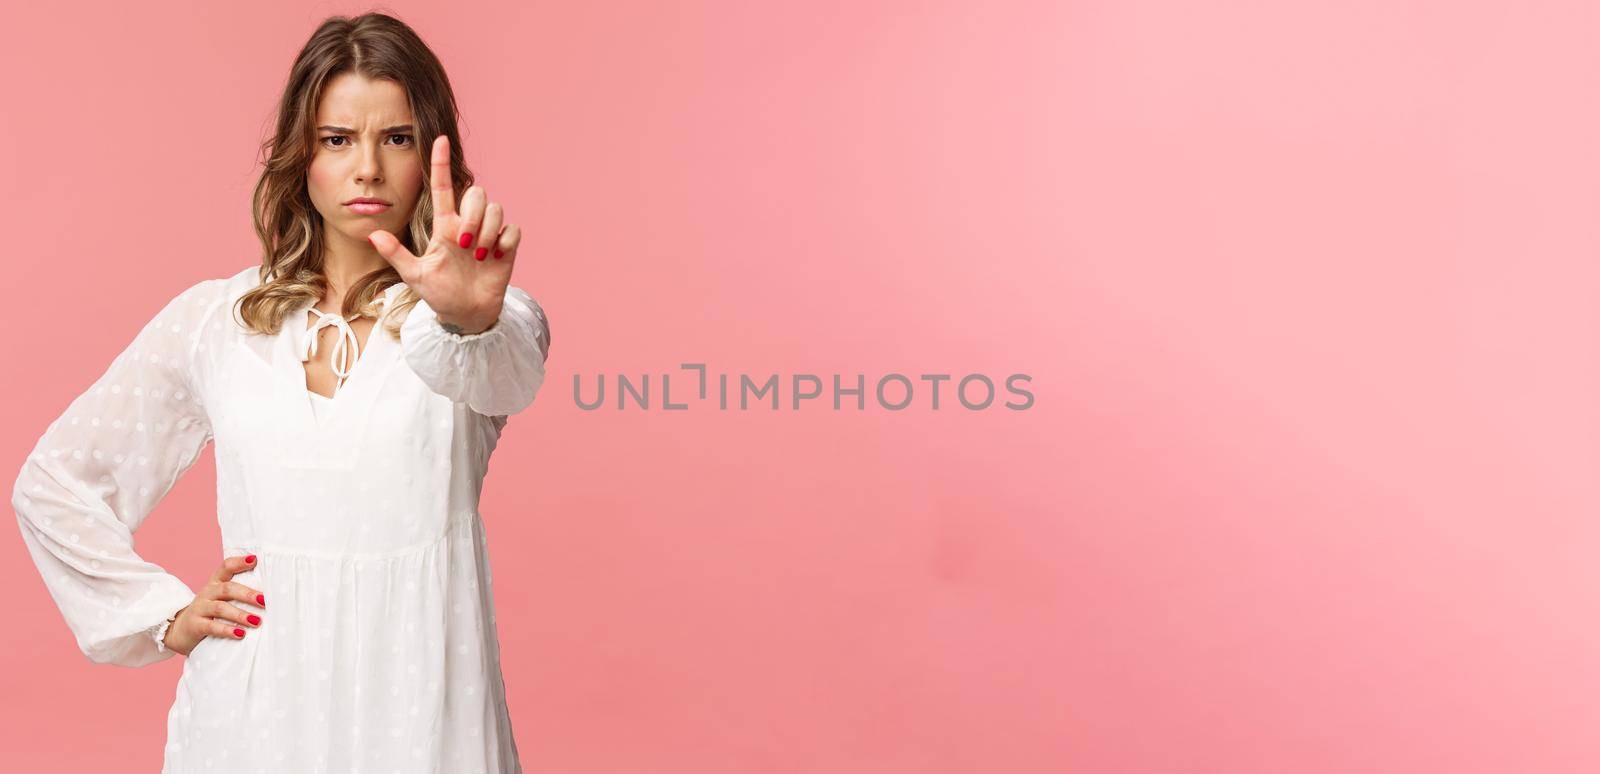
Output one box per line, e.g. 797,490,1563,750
366,135,523,335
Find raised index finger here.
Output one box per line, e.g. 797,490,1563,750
431,134,456,219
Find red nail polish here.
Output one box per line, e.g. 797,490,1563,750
493,248,503,259
234,628,245,638
459,232,474,248
257,594,265,606
247,614,261,625
474,247,487,260
245,554,255,564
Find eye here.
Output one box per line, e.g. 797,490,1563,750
317,134,412,149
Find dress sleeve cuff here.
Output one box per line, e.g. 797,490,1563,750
151,615,176,654
399,286,550,417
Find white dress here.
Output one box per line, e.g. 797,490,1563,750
10,264,552,773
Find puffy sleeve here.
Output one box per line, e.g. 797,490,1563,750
399,284,551,417
10,279,224,667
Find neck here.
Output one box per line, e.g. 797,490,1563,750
320,228,391,305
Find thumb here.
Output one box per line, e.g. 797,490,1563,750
367,229,416,268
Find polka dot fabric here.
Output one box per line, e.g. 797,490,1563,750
12,265,550,773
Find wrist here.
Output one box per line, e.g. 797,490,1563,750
152,606,183,653
435,311,499,336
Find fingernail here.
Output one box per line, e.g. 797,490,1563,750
493,248,503,259
257,594,265,606
245,554,255,564
459,232,474,248
234,628,245,638
247,614,261,625
474,247,487,261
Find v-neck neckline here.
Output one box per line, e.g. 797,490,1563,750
272,285,404,440
301,304,377,402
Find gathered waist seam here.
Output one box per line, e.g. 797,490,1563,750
222,512,476,562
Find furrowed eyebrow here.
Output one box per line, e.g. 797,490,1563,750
316,124,416,134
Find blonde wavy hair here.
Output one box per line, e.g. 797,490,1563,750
235,11,475,340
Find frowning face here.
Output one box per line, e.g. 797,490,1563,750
306,72,426,251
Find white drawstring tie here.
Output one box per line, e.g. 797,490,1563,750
300,309,362,396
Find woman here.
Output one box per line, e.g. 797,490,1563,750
11,12,549,772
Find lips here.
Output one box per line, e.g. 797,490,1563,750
346,199,392,215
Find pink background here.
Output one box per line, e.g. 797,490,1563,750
3,1,1598,771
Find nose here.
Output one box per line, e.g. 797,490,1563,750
355,142,383,184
